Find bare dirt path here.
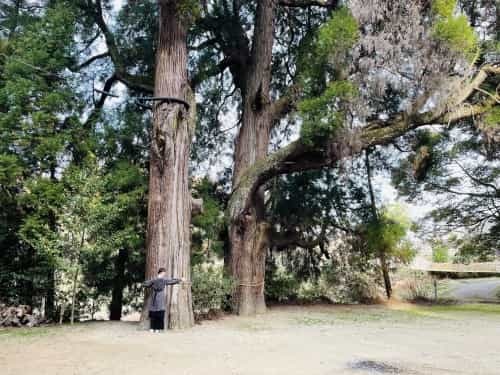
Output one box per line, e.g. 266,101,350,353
1,304,500,375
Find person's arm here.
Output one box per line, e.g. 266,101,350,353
143,279,154,287
164,278,181,285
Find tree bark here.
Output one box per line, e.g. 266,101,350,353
142,0,195,329
380,251,392,299
109,248,127,321
227,0,276,315
70,267,79,325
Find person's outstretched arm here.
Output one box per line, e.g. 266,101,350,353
164,278,181,285
143,279,154,287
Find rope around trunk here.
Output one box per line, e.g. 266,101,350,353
238,280,265,287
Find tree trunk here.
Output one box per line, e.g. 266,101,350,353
365,150,392,299
59,303,65,325
142,0,195,329
380,252,392,299
228,0,276,315
109,248,127,321
44,272,55,320
70,267,79,325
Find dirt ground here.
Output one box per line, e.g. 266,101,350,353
1,304,500,375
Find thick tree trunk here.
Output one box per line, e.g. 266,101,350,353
228,0,276,315
142,0,195,329
109,248,127,321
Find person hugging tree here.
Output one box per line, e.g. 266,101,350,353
143,268,182,333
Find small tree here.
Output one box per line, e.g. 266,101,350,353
20,158,105,324
364,205,416,299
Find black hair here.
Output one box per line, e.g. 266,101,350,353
158,267,166,274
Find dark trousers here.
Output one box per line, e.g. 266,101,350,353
149,310,165,330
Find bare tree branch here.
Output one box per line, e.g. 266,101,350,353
72,51,110,71
79,0,153,93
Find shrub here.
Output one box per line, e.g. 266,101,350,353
297,281,327,302
399,272,434,302
265,269,300,302
191,263,233,319
320,271,381,304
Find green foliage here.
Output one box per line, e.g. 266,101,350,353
265,268,300,302
191,178,227,265
178,0,201,21
115,2,157,78
432,241,449,263
452,237,496,263
432,0,479,61
432,0,456,18
365,205,416,264
191,264,233,317
299,81,357,145
297,7,359,144
484,106,500,129
323,267,380,304
315,7,359,61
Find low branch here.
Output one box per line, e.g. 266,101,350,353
271,229,325,250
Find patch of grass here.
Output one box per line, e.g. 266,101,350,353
293,303,500,327
422,303,500,315
391,302,500,320
293,306,422,326
0,326,54,340
0,323,85,341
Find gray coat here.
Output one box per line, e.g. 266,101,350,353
143,277,181,312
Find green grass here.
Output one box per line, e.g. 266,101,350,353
293,306,422,326
0,323,85,341
417,303,500,314
0,326,55,340
293,303,500,327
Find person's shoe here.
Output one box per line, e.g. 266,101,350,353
154,330,159,333
150,329,154,333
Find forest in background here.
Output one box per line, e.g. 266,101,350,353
0,0,498,325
